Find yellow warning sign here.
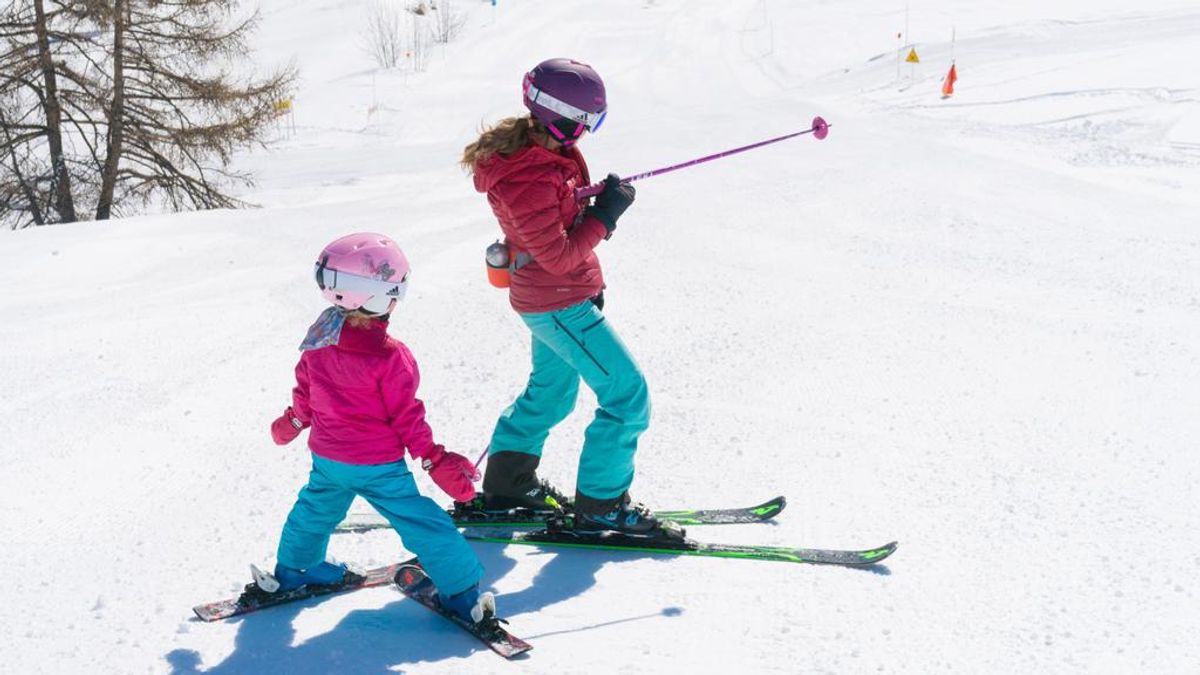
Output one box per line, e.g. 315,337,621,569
905,48,920,64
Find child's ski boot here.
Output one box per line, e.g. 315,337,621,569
270,561,349,592
438,584,498,626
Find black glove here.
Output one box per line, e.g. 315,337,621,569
586,173,635,238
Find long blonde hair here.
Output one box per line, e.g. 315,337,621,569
461,115,546,173
346,309,386,326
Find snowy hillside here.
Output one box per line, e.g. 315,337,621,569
2,0,1198,672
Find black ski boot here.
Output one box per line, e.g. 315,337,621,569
572,491,683,540
474,451,571,513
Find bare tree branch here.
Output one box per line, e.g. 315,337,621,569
3,0,295,227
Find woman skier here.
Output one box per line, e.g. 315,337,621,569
268,232,492,623
461,58,664,537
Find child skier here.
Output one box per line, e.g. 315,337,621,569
268,232,491,623
462,58,665,538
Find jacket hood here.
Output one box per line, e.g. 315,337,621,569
473,143,582,193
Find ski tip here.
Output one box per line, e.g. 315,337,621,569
745,496,787,521
856,541,898,565
811,116,829,140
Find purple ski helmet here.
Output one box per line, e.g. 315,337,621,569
522,58,607,146
313,232,410,316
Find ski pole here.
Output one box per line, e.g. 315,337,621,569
575,116,830,201
470,446,488,482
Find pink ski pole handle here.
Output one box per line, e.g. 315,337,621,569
575,116,830,201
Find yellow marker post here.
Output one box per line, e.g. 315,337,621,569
272,98,295,136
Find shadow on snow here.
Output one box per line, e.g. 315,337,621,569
166,542,683,673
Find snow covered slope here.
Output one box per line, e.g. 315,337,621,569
2,1,1198,672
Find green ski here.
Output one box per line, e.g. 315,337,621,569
461,525,897,567
336,496,787,533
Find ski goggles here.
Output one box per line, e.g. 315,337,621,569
313,262,409,303
524,81,607,142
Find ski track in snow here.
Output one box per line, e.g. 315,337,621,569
1,1,1198,673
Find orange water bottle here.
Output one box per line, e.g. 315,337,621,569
485,241,511,288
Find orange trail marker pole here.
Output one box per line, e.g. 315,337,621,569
941,63,957,98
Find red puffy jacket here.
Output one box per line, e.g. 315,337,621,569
473,142,608,314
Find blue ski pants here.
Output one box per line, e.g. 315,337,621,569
276,453,482,596
489,299,651,500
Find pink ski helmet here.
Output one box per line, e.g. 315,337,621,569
313,233,410,316
522,58,607,146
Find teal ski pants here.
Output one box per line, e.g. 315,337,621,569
276,453,482,596
489,299,651,500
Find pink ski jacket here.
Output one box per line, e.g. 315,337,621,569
289,317,439,465
474,142,608,314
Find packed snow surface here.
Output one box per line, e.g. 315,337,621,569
2,1,1198,672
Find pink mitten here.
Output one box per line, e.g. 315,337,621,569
270,407,305,445
421,446,479,502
